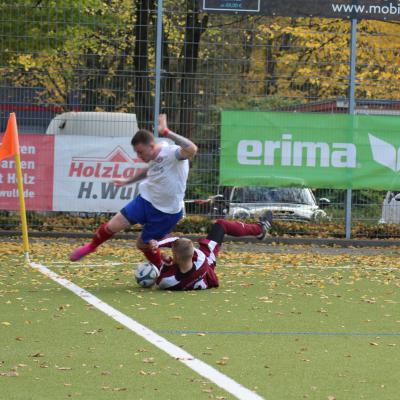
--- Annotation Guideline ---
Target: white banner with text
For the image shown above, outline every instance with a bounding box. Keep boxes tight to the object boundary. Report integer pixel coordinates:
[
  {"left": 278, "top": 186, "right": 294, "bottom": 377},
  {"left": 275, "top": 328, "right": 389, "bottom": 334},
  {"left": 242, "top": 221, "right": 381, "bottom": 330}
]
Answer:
[{"left": 53, "top": 136, "right": 148, "bottom": 212}]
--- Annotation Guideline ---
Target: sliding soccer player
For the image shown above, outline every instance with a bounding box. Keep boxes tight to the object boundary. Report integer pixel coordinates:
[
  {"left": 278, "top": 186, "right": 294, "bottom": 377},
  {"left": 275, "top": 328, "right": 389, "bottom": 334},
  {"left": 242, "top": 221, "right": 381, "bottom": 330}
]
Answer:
[{"left": 151, "top": 212, "right": 273, "bottom": 290}]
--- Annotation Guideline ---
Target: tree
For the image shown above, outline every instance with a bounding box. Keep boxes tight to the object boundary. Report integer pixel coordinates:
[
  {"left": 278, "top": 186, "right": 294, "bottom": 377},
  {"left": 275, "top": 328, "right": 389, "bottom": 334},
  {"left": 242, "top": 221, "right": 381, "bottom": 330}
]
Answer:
[
  {"left": 2, "top": 2, "right": 400, "bottom": 126},
  {"left": 177, "top": 0, "right": 208, "bottom": 138},
  {"left": 134, "top": 0, "right": 155, "bottom": 130}
]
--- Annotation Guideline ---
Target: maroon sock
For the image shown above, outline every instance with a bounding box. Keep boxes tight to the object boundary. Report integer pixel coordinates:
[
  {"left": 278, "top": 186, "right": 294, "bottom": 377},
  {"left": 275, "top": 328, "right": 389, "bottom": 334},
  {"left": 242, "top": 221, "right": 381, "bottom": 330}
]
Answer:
[
  {"left": 90, "top": 223, "right": 114, "bottom": 249},
  {"left": 216, "top": 219, "right": 262, "bottom": 237},
  {"left": 143, "top": 248, "right": 162, "bottom": 269}
]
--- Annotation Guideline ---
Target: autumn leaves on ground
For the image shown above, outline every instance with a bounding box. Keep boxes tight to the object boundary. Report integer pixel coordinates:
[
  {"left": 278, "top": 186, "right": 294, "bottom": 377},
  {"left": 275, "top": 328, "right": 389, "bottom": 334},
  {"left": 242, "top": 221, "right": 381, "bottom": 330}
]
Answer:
[{"left": 1, "top": 238, "right": 399, "bottom": 400}]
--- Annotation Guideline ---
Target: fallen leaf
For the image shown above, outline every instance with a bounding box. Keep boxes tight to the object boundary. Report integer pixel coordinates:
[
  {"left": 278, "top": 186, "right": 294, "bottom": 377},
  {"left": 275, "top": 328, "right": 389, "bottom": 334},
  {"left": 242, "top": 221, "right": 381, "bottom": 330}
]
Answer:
[
  {"left": 0, "top": 371, "right": 19, "bottom": 377},
  {"left": 30, "top": 353, "right": 44, "bottom": 358}
]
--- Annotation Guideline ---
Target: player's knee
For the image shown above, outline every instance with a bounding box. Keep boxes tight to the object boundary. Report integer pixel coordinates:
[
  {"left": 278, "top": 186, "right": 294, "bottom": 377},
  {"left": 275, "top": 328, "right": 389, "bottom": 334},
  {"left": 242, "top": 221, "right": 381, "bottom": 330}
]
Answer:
[
  {"left": 136, "top": 237, "right": 147, "bottom": 251},
  {"left": 207, "top": 222, "right": 225, "bottom": 244},
  {"left": 215, "top": 219, "right": 227, "bottom": 231}
]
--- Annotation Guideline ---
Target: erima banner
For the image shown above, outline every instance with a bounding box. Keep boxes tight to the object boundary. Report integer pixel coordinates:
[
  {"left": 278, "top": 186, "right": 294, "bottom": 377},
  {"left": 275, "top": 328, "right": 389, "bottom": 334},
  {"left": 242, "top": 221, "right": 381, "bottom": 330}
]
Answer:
[
  {"left": 53, "top": 136, "right": 147, "bottom": 212},
  {"left": 220, "top": 111, "right": 400, "bottom": 190},
  {"left": 201, "top": 0, "right": 400, "bottom": 21}
]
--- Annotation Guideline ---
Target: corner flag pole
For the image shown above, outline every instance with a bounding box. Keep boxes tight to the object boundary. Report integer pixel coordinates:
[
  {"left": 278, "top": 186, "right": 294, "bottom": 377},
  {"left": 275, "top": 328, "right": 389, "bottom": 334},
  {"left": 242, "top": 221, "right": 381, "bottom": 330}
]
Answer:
[
  {"left": 0, "top": 113, "right": 30, "bottom": 262},
  {"left": 15, "top": 156, "right": 30, "bottom": 263}
]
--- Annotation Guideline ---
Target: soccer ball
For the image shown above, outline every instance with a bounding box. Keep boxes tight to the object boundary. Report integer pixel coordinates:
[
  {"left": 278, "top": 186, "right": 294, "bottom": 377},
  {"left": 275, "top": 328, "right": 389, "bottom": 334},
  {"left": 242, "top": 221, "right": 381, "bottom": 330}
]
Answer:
[{"left": 134, "top": 262, "right": 160, "bottom": 288}]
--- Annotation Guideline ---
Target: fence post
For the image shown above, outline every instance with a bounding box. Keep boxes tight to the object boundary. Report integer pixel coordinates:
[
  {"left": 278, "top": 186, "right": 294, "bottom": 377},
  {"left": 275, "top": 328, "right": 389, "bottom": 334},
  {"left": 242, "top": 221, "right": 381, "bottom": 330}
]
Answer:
[
  {"left": 153, "top": 0, "right": 164, "bottom": 137},
  {"left": 345, "top": 18, "right": 357, "bottom": 239}
]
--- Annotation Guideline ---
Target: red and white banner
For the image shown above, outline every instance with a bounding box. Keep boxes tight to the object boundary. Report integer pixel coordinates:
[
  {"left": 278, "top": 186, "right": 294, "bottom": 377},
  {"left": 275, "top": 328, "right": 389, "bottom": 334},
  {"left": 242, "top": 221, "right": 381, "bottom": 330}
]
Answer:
[
  {"left": 53, "top": 136, "right": 147, "bottom": 212},
  {"left": 0, "top": 134, "right": 159, "bottom": 212},
  {"left": 0, "top": 134, "right": 54, "bottom": 211}
]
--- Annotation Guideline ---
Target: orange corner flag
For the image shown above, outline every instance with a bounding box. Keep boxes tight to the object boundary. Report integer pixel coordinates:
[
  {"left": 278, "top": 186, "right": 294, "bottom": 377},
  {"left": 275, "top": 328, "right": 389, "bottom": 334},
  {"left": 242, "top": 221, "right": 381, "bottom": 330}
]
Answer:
[
  {"left": 0, "top": 113, "right": 20, "bottom": 161},
  {"left": 0, "top": 112, "right": 30, "bottom": 261}
]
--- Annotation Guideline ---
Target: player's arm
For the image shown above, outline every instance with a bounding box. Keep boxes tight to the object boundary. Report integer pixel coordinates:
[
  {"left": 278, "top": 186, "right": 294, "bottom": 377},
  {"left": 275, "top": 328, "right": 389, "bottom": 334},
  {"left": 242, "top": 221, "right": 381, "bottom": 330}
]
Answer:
[
  {"left": 148, "top": 239, "right": 176, "bottom": 270},
  {"left": 113, "top": 169, "right": 148, "bottom": 187},
  {"left": 158, "top": 114, "right": 198, "bottom": 160},
  {"left": 149, "top": 237, "right": 179, "bottom": 250}
]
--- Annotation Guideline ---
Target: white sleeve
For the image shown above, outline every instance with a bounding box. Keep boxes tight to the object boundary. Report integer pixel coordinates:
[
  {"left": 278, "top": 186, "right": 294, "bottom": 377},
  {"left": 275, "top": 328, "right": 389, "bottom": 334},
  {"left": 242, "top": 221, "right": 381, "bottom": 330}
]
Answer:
[{"left": 157, "top": 237, "right": 179, "bottom": 248}]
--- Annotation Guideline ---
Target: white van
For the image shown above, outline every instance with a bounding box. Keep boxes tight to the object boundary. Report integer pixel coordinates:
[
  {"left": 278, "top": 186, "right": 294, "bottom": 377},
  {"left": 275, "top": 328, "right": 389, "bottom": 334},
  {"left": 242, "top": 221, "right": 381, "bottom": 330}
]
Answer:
[{"left": 45, "top": 112, "right": 138, "bottom": 137}]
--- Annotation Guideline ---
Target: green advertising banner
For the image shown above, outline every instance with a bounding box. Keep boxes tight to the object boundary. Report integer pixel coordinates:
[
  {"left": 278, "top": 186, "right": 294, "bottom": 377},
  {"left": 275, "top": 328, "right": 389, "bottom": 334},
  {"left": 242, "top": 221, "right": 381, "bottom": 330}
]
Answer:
[{"left": 220, "top": 111, "right": 400, "bottom": 190}]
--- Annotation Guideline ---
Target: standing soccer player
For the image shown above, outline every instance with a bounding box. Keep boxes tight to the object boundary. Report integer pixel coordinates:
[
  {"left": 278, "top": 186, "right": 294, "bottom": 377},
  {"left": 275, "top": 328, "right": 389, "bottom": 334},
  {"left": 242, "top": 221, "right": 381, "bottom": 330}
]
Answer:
[
  {"left": 69, "top": 114, "right": 197, "bottom": 267},
  {"left": 151, "top": 212, "right": 273, "bottom": 291}
]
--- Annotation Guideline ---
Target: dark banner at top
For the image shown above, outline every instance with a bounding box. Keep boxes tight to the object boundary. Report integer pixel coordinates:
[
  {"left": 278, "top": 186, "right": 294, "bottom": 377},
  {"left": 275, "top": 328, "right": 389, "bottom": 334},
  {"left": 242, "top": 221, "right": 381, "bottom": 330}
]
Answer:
[{"left": 200, "top": 0, "right": 400, "bottom": 21}]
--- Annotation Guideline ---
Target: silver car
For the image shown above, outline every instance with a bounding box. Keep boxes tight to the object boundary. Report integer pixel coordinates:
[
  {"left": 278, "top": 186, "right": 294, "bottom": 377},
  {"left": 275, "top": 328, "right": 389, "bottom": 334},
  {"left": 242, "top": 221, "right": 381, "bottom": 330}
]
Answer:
[
  {"left": 223, "top": 187, "right": 329, "bottom": 221},
  {"left": 379, "top": 191, "right": 400, "bottom": 224}
]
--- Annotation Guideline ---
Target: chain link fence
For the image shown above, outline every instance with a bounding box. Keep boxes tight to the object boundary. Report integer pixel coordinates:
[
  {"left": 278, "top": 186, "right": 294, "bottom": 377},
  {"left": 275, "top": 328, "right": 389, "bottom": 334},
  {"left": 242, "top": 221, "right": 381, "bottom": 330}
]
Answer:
[{"left": 1, "top": 1, "right": 400, "bottom": 238}]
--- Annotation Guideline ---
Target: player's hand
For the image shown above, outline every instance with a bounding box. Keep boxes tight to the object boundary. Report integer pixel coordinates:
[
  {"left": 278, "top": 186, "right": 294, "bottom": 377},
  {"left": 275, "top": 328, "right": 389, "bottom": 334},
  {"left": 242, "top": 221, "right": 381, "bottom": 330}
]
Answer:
[
  {"left": 161, "top": 252, "right": 173, "bottom": 266},
  {"left": 148, "top": 239, "right": 159, "bottom": 252},
  {"left": 112, "top": 178, "right": 128, "bottom": 187},
  {"left": 158, "top": 113, "right": 169, "bottom": 137}
]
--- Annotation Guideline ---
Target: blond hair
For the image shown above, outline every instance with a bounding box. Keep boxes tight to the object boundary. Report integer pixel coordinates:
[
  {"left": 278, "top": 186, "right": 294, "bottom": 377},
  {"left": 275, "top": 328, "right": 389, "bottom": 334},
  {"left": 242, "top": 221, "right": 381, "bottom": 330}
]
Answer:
[{"left": 172, "top": 238, "right": 194, "bottom": 261}]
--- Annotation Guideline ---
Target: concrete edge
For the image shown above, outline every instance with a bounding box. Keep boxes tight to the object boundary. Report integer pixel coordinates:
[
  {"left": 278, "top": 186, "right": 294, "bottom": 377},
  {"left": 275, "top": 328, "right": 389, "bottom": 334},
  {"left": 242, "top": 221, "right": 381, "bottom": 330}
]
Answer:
[{"left": 1, "top": 230, "right": 399, "bottom": 247}]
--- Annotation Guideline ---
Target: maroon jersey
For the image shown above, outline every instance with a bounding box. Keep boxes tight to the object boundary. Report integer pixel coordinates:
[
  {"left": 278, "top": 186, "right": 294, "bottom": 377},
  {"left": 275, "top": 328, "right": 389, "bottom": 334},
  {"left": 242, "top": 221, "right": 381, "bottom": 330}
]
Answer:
[{"left": 155, "top": 237, "right": 220, "bottom": 290}]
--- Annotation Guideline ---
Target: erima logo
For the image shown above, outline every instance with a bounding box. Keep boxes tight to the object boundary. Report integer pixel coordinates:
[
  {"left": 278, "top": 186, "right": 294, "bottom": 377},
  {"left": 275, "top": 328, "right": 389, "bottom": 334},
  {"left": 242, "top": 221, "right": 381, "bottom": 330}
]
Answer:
[
  {"left": 238, "top": 134, "right": 356, "bottom": 168},
  {"left": 368, "top": 133, "right": 400, "bottom": 172}
]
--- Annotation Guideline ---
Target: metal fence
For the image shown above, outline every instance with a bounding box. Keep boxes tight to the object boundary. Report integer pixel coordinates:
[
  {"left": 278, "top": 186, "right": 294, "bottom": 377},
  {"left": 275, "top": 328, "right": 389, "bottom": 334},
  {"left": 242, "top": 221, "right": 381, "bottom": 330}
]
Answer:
[{"left": 1, "top": 1, "right": 400, "bottom": 238}]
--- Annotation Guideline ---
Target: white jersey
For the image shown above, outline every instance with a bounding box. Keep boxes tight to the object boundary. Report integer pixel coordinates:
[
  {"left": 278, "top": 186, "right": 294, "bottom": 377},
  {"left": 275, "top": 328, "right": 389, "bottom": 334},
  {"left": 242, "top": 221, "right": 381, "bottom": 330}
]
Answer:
[{"left": 139, "top": 142, "right": 189, "bottom": 214}]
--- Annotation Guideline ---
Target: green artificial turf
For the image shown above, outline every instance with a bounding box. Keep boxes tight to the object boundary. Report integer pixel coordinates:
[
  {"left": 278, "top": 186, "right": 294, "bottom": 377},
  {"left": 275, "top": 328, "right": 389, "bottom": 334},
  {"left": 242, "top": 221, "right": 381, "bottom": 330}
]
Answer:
[
  {"left": 0, "top": 258, "right": 230, "bottom": 400},
  {"left": 1, "top": 248, "right": 399, "bottom": 400}
]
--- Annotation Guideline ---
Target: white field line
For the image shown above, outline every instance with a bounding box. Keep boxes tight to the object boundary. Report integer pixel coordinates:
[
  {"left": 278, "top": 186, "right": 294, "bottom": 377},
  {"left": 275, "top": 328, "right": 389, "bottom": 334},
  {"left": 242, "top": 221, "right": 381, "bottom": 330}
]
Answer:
[
  {"left": 48, "top": 261, "right": 125, "bottom": 268},
  {"left": 30, "top": 262, "right": 264, "bottom": 400},
  {"left": 48, "top": 261, "right": 400, "bottom": 272},
  {"left": 287, "top": 265, "right": 399, "bottom": 271},
  {"left": 218, "top": 263, "right": 400, "bottom": 271}
]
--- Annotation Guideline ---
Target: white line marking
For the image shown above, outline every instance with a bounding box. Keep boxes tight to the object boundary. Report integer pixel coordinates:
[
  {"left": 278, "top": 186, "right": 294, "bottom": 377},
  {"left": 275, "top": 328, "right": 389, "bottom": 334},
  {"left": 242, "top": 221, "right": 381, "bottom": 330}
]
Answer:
[
  {"left": 49, "top": 262, "right": 125, "bottom": 267},
  {"left": 219, "top": 263, "right": 400, "bottom": 271},
  {"left": 48, "top": 264, "right": 126, "bottom": 269},
  {"left": 30, "top": 262, "right": 264, "bottom": 400},
  {"left": 289, "top": 265, "right": 399, "bottom": 271}
]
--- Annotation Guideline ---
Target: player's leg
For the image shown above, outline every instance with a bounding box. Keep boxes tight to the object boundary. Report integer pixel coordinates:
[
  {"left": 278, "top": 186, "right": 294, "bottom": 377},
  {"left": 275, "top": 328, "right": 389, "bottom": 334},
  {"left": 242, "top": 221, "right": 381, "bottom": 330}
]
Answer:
[
  {"left": 214, "top": 211, "right": 272, "bottom": 240},
  {"left": 136, "top": 236, "right": 163, "bottom": 268},
  {"left": 201, "top": 216, "right": 269, "bottom": 271},
  {"left": 200, "top": 215, "right": 272, "bottom": 255},
  {"left": 69, "top": 196, "right": 146, "bottom": 262},
  {"left": 257, "top": 211, "right": 273, "bottom": 240},
  {"left": 69, "top": 213, "right": 129, "bottom": 262},
  {"left": 139, "top": 201, "right": 183, "bottom": 268},
  {"left": 206, "top": 221, "right": 226, "bottom": 245}
]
